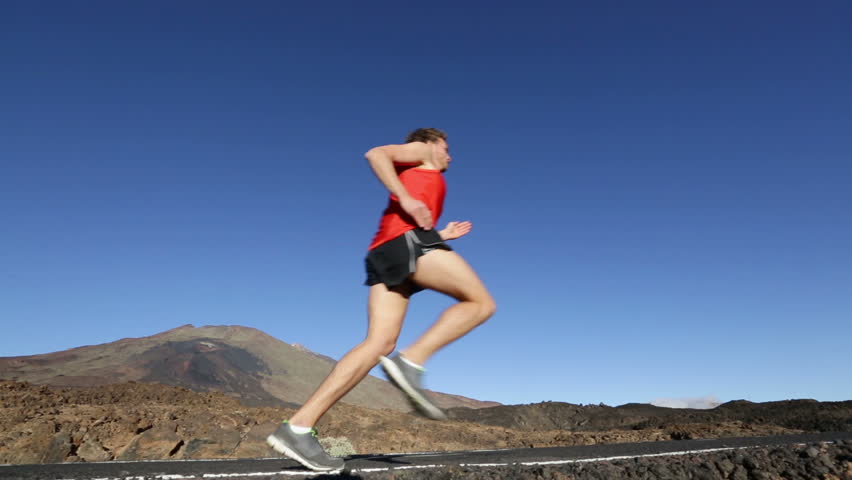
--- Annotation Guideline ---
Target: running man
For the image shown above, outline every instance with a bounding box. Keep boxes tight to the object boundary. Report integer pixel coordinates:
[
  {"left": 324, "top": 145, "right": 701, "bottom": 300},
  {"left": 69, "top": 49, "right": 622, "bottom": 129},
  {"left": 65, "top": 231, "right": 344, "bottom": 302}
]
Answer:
[{"left": 266, "top": 128, "right": 496, "bottom": 471}]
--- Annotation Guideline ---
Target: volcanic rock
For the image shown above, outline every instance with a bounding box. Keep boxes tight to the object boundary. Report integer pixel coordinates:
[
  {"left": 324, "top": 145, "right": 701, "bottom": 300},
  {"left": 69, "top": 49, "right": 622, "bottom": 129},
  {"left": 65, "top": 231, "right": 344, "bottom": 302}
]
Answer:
[{"left": 1, "top": 380, "right": 840, "bottom": 464}]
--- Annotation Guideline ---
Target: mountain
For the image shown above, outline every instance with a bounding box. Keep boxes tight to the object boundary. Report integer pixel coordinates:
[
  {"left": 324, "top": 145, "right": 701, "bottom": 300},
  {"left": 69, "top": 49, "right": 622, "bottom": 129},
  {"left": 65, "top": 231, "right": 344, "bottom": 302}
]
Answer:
[{"left": 0, "top": 324, "right": 499, "bottom": 412}]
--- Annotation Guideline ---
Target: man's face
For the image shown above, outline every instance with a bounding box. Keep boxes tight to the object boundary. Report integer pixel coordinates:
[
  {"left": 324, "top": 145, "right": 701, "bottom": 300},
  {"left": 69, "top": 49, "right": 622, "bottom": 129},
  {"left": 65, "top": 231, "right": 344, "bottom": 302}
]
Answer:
[{"left": 431, "top": 139, "right": 451, "bottom": 172}]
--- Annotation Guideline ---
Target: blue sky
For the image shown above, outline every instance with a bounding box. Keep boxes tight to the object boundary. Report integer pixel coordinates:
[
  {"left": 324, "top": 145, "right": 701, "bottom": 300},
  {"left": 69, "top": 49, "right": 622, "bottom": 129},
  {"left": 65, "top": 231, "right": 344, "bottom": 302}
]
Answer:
[{"left": 2, "top": 1, "right": 850, "bottom": 408}]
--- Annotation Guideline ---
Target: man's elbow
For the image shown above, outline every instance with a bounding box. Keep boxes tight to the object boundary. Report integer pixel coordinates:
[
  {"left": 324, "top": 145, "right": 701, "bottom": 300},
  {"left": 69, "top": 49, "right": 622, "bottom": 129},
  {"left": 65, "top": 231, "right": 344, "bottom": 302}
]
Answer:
[
  {"left": 366, "top": 147, "right": 395, "bottom": 167},
  {"left": 364, "top": 147, "right": 382, "bottom": 162}
]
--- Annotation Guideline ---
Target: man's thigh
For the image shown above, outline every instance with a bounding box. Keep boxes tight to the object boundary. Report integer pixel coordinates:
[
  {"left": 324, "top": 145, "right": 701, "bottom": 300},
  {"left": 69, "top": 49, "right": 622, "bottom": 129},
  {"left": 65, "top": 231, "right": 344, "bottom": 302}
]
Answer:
[
  {"left": 410, "top": 250, "right": 491, "bottom": 302},
  {"left": 366, "top": 283, "right": 410, "bottom": 339}
]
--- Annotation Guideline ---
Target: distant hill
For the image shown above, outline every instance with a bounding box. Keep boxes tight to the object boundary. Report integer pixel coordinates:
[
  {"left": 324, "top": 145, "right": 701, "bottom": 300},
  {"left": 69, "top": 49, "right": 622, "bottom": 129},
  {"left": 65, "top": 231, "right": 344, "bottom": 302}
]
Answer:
[
  {"left": 0, "top": 324, "right": 499, "bottom": 412},
  {"left": 447, "top": 399, "right": 852, "bottom": 433}
]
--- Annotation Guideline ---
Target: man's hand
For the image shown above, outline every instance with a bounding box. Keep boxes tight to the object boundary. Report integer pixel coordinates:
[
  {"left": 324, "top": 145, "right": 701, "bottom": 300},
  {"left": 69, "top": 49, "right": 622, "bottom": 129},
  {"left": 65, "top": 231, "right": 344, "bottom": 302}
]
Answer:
[
  {"left": 439, "top": 221, "right": 472, "bottom": 241},
  {"left": 400, "top": 196, "right": 434, "bottom": 230}
]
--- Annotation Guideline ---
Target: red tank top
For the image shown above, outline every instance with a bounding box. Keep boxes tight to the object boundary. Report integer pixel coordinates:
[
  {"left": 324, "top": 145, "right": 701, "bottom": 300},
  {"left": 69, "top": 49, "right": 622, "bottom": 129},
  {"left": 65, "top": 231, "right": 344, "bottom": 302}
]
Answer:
[{"left": 368, "top": 167, "right": 446, "bottom": 250}]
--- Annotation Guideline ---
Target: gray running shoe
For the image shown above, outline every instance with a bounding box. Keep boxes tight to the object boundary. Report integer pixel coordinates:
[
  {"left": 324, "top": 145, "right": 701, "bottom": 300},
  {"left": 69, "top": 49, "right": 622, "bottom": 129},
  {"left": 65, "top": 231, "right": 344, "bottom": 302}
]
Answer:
[
  {"left": 266, "top": 422, "right": 345, "bottom": 472},
  {"left": 379, "top": 354, "right": 447, "bottom": 420}
]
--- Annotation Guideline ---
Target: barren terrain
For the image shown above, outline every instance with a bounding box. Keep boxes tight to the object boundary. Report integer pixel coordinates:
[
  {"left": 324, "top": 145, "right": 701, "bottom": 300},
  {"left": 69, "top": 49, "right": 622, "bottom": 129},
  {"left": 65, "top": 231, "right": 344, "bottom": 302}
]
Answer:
[{"left": 3, "top": 380, "right": 849, "bottom": 465}]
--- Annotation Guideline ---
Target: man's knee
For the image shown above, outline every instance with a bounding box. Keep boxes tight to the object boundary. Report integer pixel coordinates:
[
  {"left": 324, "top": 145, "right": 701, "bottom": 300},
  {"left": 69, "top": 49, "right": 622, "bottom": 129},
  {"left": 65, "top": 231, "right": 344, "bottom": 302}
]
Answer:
[
  {"left": 364, "top": 337, "right": 397, "bottom": 357},
  {"left": 476, "top": 295, "right": 497, "bottom": 323}
]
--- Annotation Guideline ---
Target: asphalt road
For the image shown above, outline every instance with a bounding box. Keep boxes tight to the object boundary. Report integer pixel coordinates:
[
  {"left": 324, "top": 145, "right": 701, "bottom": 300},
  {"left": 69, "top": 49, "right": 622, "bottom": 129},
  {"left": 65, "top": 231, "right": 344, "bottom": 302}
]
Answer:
[{"left": 1, "top": 432, "right": 850, "bottom": 480}]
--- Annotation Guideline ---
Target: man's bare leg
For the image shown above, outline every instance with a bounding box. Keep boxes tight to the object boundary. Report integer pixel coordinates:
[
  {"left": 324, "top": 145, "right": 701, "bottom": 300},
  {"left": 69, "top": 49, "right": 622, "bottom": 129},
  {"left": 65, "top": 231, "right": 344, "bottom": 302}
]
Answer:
[
  {"left": 401, "top": 250, "right": 496, "bottom": 366},
  {"left": 288, "top": 283, "right": 410, "bottom": 427}
]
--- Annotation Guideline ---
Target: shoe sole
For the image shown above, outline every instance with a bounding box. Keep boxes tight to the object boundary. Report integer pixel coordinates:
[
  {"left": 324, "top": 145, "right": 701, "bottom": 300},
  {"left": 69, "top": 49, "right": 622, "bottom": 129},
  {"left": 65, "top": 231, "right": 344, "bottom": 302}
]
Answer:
[
  {"left": 266, "top": 434, "right": 343, "bottom": 473},
  {"left": 379, "top": 356, "right": 447, "bottom": 420}
]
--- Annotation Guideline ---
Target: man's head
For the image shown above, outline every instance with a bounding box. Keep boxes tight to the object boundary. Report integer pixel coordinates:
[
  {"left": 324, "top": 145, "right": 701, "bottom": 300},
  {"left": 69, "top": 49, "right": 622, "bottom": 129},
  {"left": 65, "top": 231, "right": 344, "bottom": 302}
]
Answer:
[
  {"left": 405, "top": 127, "right": 447, "bottom": 144},
  {"left": 406, "top": 127, "right": 450, "bottom": 171}
]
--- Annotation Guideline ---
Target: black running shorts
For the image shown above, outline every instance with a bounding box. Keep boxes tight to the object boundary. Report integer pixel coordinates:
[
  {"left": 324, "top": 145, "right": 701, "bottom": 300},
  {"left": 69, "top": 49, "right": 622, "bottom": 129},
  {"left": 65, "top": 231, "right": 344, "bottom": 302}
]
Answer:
[{"left": 364, "top": 228, "right": 452, "bottom": 293}]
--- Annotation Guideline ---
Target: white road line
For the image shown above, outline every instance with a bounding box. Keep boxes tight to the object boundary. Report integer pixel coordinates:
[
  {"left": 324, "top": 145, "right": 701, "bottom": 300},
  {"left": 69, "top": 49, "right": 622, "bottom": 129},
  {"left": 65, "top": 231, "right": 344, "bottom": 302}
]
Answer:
[
  {"left": 516, "top": 446, "right": 739, "bottom": 466},
  {"left": 349, "top": 445, "right": 751, "bottom": 473},
  {"left": 354, "top": 464, "right": 444, "bottom": 473},
  {"left": 202, "top": 472, "right": 329, "bottom": 478},
  {"left": 61, "top": 472, "right": 328, "bottom": 480}
]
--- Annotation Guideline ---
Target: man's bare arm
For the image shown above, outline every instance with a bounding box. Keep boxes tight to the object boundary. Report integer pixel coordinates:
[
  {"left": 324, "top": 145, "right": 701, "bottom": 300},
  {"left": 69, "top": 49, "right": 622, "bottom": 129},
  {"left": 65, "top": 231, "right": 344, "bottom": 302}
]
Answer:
[{"left": 364, "top": 142, "right": 434, "bottom": 229}]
